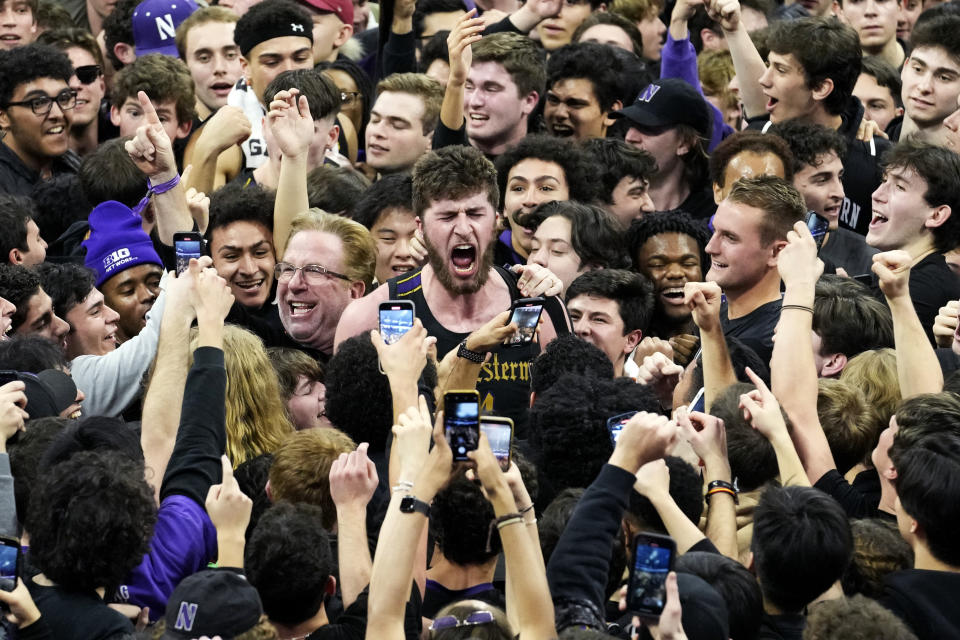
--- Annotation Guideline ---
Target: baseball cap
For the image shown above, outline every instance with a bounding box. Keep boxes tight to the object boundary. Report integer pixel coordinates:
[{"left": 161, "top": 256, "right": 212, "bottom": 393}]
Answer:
[
  {"left": 295, "top": 0, "right": 353, "bottom": 25},
  {"left": 163, "top": 569, "right": 263, "bottom": 639},
  {"left": 132, "top": 0, "right": 199, "bottom": 57},
  {"left": 613, "top": 78, "right": 713, "bottom": 140},
  {"left": 21, "top": 370, "right": 78, "bottom": 419}
]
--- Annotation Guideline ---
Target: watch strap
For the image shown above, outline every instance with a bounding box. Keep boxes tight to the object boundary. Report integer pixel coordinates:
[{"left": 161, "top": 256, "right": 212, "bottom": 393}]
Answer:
[{"left": 457, "top": 339, "right": 486, "bottom": 363}]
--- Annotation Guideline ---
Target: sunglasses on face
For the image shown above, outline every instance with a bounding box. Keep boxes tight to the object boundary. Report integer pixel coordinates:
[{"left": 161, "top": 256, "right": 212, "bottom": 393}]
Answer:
[{"left": 74, "top": 65, "right": 101, "bottom": 85}]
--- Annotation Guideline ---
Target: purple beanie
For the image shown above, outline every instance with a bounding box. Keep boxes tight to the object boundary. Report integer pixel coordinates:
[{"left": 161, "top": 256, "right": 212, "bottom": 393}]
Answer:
[{"left": 83, "top": 201, "right": 163, "bottom": 288}]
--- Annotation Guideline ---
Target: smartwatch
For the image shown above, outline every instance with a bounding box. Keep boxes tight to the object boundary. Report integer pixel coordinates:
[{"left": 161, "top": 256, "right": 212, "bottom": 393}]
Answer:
[
  {"left": 399, "top": 495, "right": 431, "bottom": 517},
  {"left": 456, "top": 339, "right": 486, "bottom": 363}
]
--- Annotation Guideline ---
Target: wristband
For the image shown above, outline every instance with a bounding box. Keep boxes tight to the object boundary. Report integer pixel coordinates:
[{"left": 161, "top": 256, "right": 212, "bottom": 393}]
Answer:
[
  {"left": 486, "top": 513, "right": 522, "bottom": 552},
  {"left": 392, "top": 480, "right": 414, "bottom": 493},
  {"left": 706, "top": 479, "right": 738, "bottom": 505},
  {"left": 131, "top": 173, "right": 181, "bottom": 216},
  {"left": 519, "top": 503, "right": 535, "bottom": 514}
]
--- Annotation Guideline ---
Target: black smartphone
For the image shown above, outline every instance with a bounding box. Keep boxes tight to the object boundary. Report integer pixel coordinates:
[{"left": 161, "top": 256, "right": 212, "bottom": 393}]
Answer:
[
  {"left": 0, "top": 537, "right": 19, "bottom": 592},
  {"left": 0, "top": 371, "right": 18, "bottom": 387},
  {"left": 805, "top": 211, "right": 830, "bottom": 251},
  {"left": 607, "top": 411, "right": 637, "bottom": 445},
  {"left": 480, "top": 416, "right": 513, "bottom": 470},
  {"left": 627, "top": 532, "right": 677, "bottom": 618},
  {"left": 444, "top": 390, "right": 480, "bottom": 462},
  {"left": 505, "top": 297, "right": 545, "bottom": 347},
  {"left": 378, "top": 301, "right": 415, "bottom": 345},
  {"left": 174, "top": 231, "right": 204, "bottom": 275}
]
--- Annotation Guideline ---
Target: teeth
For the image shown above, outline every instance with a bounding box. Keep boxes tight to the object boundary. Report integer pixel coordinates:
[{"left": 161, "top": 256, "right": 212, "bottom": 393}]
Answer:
[
  {"left": 69, "top": 410, "right": 82, "bottom": 419},
  {"left": 455, "top": 244, "right": 471, "bottom": 250},
  {"left": 290, "top": 302, "right": 315, "bottom": 316},
  {"left": 236, "top": 279, "right": 264, "bottom": 290},
  {"left": 48, "top": 126, "right": 64, "bottom": 134},
  {"left": 469, "top": 114, "right": 488, "bottom": 120}
]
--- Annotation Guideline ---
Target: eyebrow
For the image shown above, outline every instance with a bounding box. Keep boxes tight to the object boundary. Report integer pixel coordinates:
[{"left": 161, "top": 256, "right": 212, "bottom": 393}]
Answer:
[{"left": 219, "top": 240, "right": 269, "bottom": 252}]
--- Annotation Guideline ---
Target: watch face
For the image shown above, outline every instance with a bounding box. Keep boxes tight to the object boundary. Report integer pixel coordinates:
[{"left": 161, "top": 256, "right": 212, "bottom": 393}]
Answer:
[{"left": 400, "top": 496, "right": 415, "bottom": 512}]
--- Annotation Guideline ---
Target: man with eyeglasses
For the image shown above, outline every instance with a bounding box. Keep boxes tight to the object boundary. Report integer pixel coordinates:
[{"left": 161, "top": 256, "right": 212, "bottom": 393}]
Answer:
[
  {"left": 37, "top": 28, "right": 109, "bottom": 158},
  {"left": 0, "top": 43, "right": 80, "bottom": 196}
]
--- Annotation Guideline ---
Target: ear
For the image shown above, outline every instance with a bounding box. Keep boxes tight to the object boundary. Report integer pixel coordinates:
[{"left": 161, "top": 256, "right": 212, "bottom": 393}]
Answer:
[
  {"left": 0, "top": 108, "right": 9, "bottom": 129},
  {"left": 521, "top": 91, "right": 539, "bottom": 118},
  {"left": 335, "top": 22, "right": 354, "bottom": 48},
  {"left": 746, "top": 550, "right": 755, "bottom": 572},
  {"left": 603, "top": 99, "right": 623, "bottom": 128},
  {"left": 264, "top": 479, "right": 273, "bottom": 502},
  {"left": 350, "top": 280, "right": 365, "bottom": 299},
  {"left": 820, "top": 352, "right": 848, "bottom": 377},
  {"left": 240, "top": 56, "right": 251, "bottom": 85},
  {"left": 324, "top": 575, "right": 337, "bottom": 597},
  {"left": 623, "top": 328, "right": 643, "bottom": 355},
  {"left": 109, "top": 104, "right": 121, "bottom": 127},
  {"left": 811, "top": 77, "right": 835, "bottom": 105},
  {"left": 769, "top": 238, "right": 787, "bottom": 265},
  {"left": 114, "top": 42, "right": 136, "bottom": 66},
  {"left": 925, "top": 204, "right": 951, "bottom": 230},
  {"left": 416, "top": 215, "right": 423, "bottom": 233},
  {"left": 325, "top": 122, "right": 340, "bottom": 151},
  {"left": 174, "top": 118, "right": 192, "bottom": 140},
  {"left": 8, "top": 248, "right": 22, "bottom": 265},
  {"left": 425, "top": 130, "right": 434, "bottom": 151},
  {"left": 700, "top": 28, "right": 722, "bottom": 50},
  {"left": 712, "top": 181, "right": 724, "bottom": 205},
  {"left": 675, "top": 130, "right": 693, "bottom": 156}
]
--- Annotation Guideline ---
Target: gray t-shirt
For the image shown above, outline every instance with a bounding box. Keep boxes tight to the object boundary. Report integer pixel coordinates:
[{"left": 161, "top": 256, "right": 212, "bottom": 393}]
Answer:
[{"left": 820, "top": 227, "right": 878, "bottom": 277}]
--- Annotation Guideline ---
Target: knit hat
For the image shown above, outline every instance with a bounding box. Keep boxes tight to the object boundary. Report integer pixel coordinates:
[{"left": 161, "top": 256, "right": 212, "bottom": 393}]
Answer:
[
  {"left": 162, "top": 569, "right": 263, "bottom": 639},
  {"left": 613, "top": 78, "right": 713, "bottom": 140},
  {"left": 82, "top": 201, "right": 163, "bottom": 288},
  {"left": 132, "top": 0, "right": 199, "bottom": 57}
]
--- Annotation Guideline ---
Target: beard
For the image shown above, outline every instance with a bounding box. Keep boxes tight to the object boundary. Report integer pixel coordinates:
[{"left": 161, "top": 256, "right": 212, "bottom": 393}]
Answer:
[{"left": 422, "top": 230, "right": 496, "bottom": 295}]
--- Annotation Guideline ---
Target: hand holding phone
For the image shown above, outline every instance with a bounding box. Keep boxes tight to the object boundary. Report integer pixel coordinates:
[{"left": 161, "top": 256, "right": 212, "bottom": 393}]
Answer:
[
  {"left": 607, "top": 411, "right": 637, "bottom": 445},
  {"left": 378, "top": 301, "right": 416, "bottom": 345},
  {"left": 0, "top": 537, "right": 20, "bottom": 592},
  {"left": 444, "top": 390, "right": 480, "bottom": 462},
  {"left": 805, "top": 211, "right": 830, "bottom": 251},
  {"left": 626, "top": 532, "right": 676, "bottom": 618},
  {"left": 504, "top": 297, "right": 544, "bottom": 347},
  {"left": 480, "top": 416, "right": 513, "bottom": 470}
]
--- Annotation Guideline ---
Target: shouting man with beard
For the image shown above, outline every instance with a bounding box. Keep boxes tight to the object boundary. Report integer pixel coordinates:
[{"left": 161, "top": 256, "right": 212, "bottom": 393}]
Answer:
[{"left": 335, "top": 145, "right": 569, "bottom": 427}]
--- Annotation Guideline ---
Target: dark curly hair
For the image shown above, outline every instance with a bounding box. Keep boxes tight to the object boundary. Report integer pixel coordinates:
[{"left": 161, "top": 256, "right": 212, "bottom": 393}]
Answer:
[
  {"left": 351, "top": 173, "right": 413, "bottom": 230},
  {"left": 546, "top": 42, "right": 630, "bottom": 113},
  {"left": 768, "top": 119, "right": 846, "bottom": 175},
  {"left": 0, "top": 43, "right": 72, "bottom": 108},
  {"left": 40, "top": 416, "right": 145, "bottom": 469},
  {"left": 707, "top": 130, "right": 794, "bottom": 189},
  {"left": 0, "top": 335, "right": 67, "bottom": 373},
  {"left": 581, "top": 138, "right": 658, "bottom": 206},
  {"left": 245, "top": 502, "right": 334, "bottom": 626},
  {"left": 840, "top": 518, "right": 913, "bottom": 599},
  {"left": 0, "top": 264, "right": 41, "bottom": 332},
  {"left": 325, "top": 333, "right": 436, "bottom": 452},
  {"left": 34, "top": 262, "right": 97, "bottom": 322},
  {"left": 431, "top": 472, "right": 500, "bottom": 565},
  {"left": 529, "top": 374, "right": 659, "bottom": 495},
  {"left": 626, "top": 210, "right": 711, "bottom": 276},
  {"left": 207, "top": 182, "right": 276, "bottom": 240},
  {"left": 26, "top": 450, "right": 156, "bottom": 592},
  {"left": 625, "top": 456, "right": 703, "bottom": 533},
  {"left": 8, "top": 416, "right": 68, "bottom": 528},
  {"left": 518, "top": 201, "right": 631, "bottom": 272},
  {"left": 495, "top": 135, "right": 600, "bottom": 212},
  {"left": 530, "top": 333, "right": 613, "bottom": 396}
]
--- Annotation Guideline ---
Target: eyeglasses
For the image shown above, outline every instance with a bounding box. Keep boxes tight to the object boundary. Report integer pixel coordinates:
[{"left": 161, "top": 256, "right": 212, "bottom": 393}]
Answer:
[
  {"left": 274, "top": 262, "right": 351, "bottom": 284},
  {"left": 429, "top": 611, "right": 495, "bottom": 632},
  {"left": 340, "top": 91, "right": 361, "bottom": 105},
  {"left": 5, "top": 89, "right": 77, "bottom": 116},
  {"left": 74, "top": 65, "right": 102, "bottom": 85}
]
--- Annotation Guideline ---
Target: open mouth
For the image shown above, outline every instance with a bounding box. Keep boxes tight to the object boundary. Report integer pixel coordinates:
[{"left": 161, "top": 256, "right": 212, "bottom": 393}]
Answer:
[
  {"left": 0, "top": 35, "right": 20, "bottom": 42},
  {"left": 451, "top": 244, "right": 477, "bottom": 275},
  {"left": 289, "top": 301, "right": 316, "bottom": 316},
  {"left": 870, "top": 213, "right": 889, "bottom": 228},
  {"left": 711, "top": 260, "right": 728, "bottom": 271},
  {"left": 765, "top": 95, "right": 779, "bottom": 113},
  {"left": 468, "top": 113, "right": 489, "bottom": 122},
  {"left": 235, "top": 278, "right": 265, "bottom": 292},
  {"left": 550, "top": 123, "right": 574, "bottom": 137},
  {"left": 391, "top": 263, "right": 416, "bottom": 274},
  {"left": 46, "top": 125, "right": 65, "bottom": 135},
  {"left": 660, "top": 287, "right": 685, "bottom": 303}
]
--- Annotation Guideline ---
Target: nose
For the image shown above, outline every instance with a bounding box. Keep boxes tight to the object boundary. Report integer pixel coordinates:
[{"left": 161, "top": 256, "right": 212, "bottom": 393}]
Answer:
[
  {"left": 705, "top": 232, "right": 720, "bottom": 255},
  {"left": 521, "top": 187, "right": 539, "bottom": 209},
  {"left": 573, "top": 317, "right": 590, "bottom": 337},
  {"left": 138, "top": 283, "right": 158, "bottom": 305},
  {"left": 75, "top": 387, "right": 85, "bottom": 404},
  {"left": 664, "top": 261, "right": 685, "bottom": 281},
  {"left": 239, "top": 252, "right": 257, "bottom": 275},
  {"left": 394, "top": 237, "right": 413, "bottom": 260},
  {"left": 640, "top": 191, "right": 655, "bottom": 213},
  {"left": 106, "top": 305, "right": 120, "bottom": 325},
  {"left": 758, "top": 65, "right": 773, "bottom": 88},
  {"left": 625, "top": 127, "right": 644, "bottom": 148},
  {"left": 872, "top": 182, "right": 887, "bottom": 204},
  {"left": 529, "top": 248, "right": 547, "bottom": 268},
  {"left": 54, "top": 314, "right": 69, "bottom": 339}
]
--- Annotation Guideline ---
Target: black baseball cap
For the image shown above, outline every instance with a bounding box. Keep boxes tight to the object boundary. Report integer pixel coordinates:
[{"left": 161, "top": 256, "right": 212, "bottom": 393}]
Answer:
[
  {"left": 613, "top": 78, "right": 713, "bottom": 140},
  {"left": 163, "top": 569, "right": 263, "bottom": 639}
]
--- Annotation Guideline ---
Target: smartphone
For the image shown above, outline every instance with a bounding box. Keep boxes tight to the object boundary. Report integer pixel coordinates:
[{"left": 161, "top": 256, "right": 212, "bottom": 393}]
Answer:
[
  {"left": 480, "top": 416, "right": 513, "bottom": 470},
  {"left": 444, "top": 390, "right": 480, "bottom": 462},
  {"left": 607, "top": 411, "right": 637, "bottom": 445},
  {"left": 174, "top": 231, "right": 204, "bottom": 275},
  {"left": 805, "top": 211, "right": 830, "bottom": 251},
  {"left": 505, "top": 297, "right": 545, "bottom": 347},
  {"left": 688, "top": 387, "right": 706, "bottom": 413},
  {"left": 378, "top": 301, "right": 415, "bottom": 345},
  {"left": 626, "top": 532, "right": 677, "bottom": 617},
  {"left": 0, "top": 371, "right": 18, "bottom": 387},
  {"left": 0, "top": 537, "right": 19, "bottom": 592},
  {"left": 852, "top": 273, "right": 873, "bottom": 286}
]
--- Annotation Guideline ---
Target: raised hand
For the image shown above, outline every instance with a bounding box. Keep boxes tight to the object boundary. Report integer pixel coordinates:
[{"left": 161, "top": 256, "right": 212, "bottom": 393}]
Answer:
[
  {"left": 872, "top": 250, "right": 913, "bottom": 301},
  {"left": 636, "top": 352, "right": 684, "bottom": 408},
  {"left": 634, "top": 458, "right": 671, "bottom": 499},
  {"left": 205, "top": 455, "right": 253, "bottom": 538},
  {"left": 511, "top": 263, "right": 564, "bottom": 298},
  {"left": 778, "top": 220, "right": 824, "bottom": 288},
  {"left": 330, "top": 442, "right": 380, "bottom": 510},
  {"left": 197, "top": 105, "right": 252, "bottom": 154},
  {"left": 706, "top": 0, "right": 741, "bottom": 31},
  {"left": 676, "top": 406, "right": 728, "bottom": 468},
  {"left": 124, "top": 90, "right": 177, "bottom": 181},
  {"left": 0, "top": 380, "right": 27, "bottom": 447},
  {"left": 392, "top": 396, "right": 435, "bottom": 481},
  {"left": 371, "top": 318, "right": 436, "bottom": 381},
  {"left": 266, "top": 88, "right": 313, "bottom": 159},
  {"left": 933, "top": 300, "right": 959, "bottom": 348},
  {"left": 190, "top": 262, "right": 235, "bottom": 322},
  {"left": 683, "top": 281, "right": 723, "bottom": 333},
  {"left": 611, "top": 411, "right": 678, "bottom": 474},
  {"left": 669, "top": 334, "right": 700, "bottom": 367},
  {"left": 448, "top": 10, "right": 485, "bottom": 86},
  {"left": 738, "top": 367, "right": 788, "bottom": 442},
  {"left": 526, "top": 0, "right": 562, "bottom": 19}
]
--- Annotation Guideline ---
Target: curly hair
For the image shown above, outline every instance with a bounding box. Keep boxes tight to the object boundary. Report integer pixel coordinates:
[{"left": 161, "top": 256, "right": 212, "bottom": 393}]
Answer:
[
  {"left": 431, "top": 472, "right": 500, "bottom": 566},
  {"left": 0, "top": 264, "right": 41, "bottom": 332},
  {"left": 267, "top": 428, "right": 356, "bottom": 530},
  {"left": 102, "top": 0, "right": 141, "bottom": 70},
  {"left": 206, "top": 182, "right": 276, "bottom": 240},
  {"left": 626, "top": 210, "right": 711, "bottom": 276},
  {"left": 529, "top": 333, "right": 613, "bottom": 396},
  {"left": 111, "top": 53, "right": 196, "bottom": 126},
  {"left": 840, "top": 348, "right": 900, "bottom": 437},
  {"left": 519, "top": 201, "right": 630, "bottom": 272},
  {"left": 33, "top": 262, "right": 96, "bottom": 322},
  {"left": 769, "top": 119, "right": 847, "bottom": 175},
  {"left": 708, "top": 130, "right": 794, "bottom": 189},
  {"left": 26, "top": 450, "right": 156, "bottom": 592},
  {"left": 0, "top": 43, "right": 72, "bottom": 108},
  {"left": 245, "top": 502, "right": 334, "bottom": 626},
  {"left": 0, "top": 335, "right": 67, "bottom": 373},
  {"left": 840, "top": 519, "right": 913, "bottom": 599},
  {"left": 325, "top": 333, "right": 392, "bottom": 451},
  {"left": 190, "top": 325, "right": 293, "bottom": 466},
  {"left": 352, "top": 173, "right": 413, "bottom": 230},
  {"left": 495, "top": 135, "right": 600, "bottom": 211},
  {"left": 37, "top": 27, "right": 105, "bottom": 69},
  {"left": 529, "top": 374, "right": 659, "bottom": 494},
  {"left": 803, "top": 595, "right": 917, "bottom": 640},
  {"left": 581, "top": 138, "right": 658, "bottom": 206},
  {"left": 8, "top": 416, "right": 68, "bottom": 528}
]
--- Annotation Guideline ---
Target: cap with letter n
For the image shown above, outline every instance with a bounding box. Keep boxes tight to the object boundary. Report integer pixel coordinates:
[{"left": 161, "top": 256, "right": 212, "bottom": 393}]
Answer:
[
  {"left": 612, "top": 78, "right": 713, "bottom": 140},
  {"left": 162, "top": 569, "right": 264, "bottom": 639},
  {"left": 132, "top": 0, "right": 199, "bottom": 57}
]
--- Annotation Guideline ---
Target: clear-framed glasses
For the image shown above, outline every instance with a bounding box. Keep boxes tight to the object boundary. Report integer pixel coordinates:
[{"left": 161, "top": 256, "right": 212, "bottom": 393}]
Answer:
[
  {"left": 428, "top": 611, "right": 495, "bottom": 632},
  {"left": 274, "top": 262, "right": 351, "bottom": 284},
  {"left": 341, "top": 91, "right": 361, "bottom": 105},
  {"left": 5, "top": 89, "right": 77, "bottom": 116}
]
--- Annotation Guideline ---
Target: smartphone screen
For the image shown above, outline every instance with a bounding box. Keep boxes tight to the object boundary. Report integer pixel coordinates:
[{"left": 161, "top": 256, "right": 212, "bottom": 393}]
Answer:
[
  {"left": 505, "top": 298, "right": 544, "bottom": 347},
  {"left": 480, "top": 417, "right": 513, "bottom": 470},
  {"left": 688, "top": 387, "right": 706, "bottom": 413},
  {"left": 805, "top": 211, "right": 830, "bottom": 250},
  {"left": 174, "top": 233, "right": 203, "bottom": 275},
  {"left": 378, "top": 301, "right": 415, "bottom": 345},
  {"left": 444, "top": 391, "right": 479, "bottom": 462},
  {"left": 627, "top": 534, "right": 676, "bottom": 617},
  {"left": 0, "top": 540, "right": 18, "bottom": 592},
  {"left": 607, "top": 411, "right": 637, "bottom": 445}
]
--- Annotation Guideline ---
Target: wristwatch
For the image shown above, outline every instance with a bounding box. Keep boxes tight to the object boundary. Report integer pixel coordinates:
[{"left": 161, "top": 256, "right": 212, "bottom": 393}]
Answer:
[
  {"left": 456, "top": 339, "right": 486, "bottom": 363},
  {"left": 399, "top": 495, "right": 431, "bottom": 517}
]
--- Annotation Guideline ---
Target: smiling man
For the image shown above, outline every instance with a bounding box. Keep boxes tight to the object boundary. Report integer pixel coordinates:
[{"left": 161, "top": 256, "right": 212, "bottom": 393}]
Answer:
[
  {"left": 0, "top": 264, "right": 68, "bottom": 350},
  {"left": 0, "top": 43, "right": 80, "bottom": 196},
  {"left": 353, "top": 173, "right": 422, "bottom": 283}
]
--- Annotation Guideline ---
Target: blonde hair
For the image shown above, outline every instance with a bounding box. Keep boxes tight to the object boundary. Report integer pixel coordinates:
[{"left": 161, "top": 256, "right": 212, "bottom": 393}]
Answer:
[
  {"left": 840, "top": 348, "right": 901, "bottom": 437},
  {"left": 287, "top": 208, "right": 376, "bottom": 288},
  {"left": 189, "top": 325, "right": 294, "bottom": 466},
  {"left": 151, "top": 614, "right": 278, "bottom": 639},
  {"left": 610, "top": 0, "right": 664, "bottom": 23}
]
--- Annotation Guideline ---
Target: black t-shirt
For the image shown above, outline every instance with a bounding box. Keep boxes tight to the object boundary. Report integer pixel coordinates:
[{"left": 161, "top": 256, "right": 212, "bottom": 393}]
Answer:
[
  {"left": 868, "top": 251, "right": 960, "bottom": 343},
  {"left": 881, "top": 569, "right": 960, "bottom": 640},
  {"left": 758, "top": 612, "right": 805, "bottom": 640},
  {"left": 26, "top": 574, "right": 134, "bottom": 640},
  {"left": 421, "top": 580, "right": 505, "bottom": 619},
  {"left": 668, "top": 186, "right": 717, "bottom": 220},
  {"left": 719, "top": 297, "right": 782, "bottom": 365},
  {"left": 812, "top": 468, "right": 895, "bottom": 521}
]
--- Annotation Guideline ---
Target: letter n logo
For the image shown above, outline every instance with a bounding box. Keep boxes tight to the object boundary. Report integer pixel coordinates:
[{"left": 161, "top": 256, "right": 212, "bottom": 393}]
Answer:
[
  {"left": 155, "top": 14, "right": 175, "bottom": 40},
  {"left": 175, "top": 602, "right": 198, "bottom": 631},
  {"left": 638, "top": 84, "right": 661, "bottom": 103}
]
